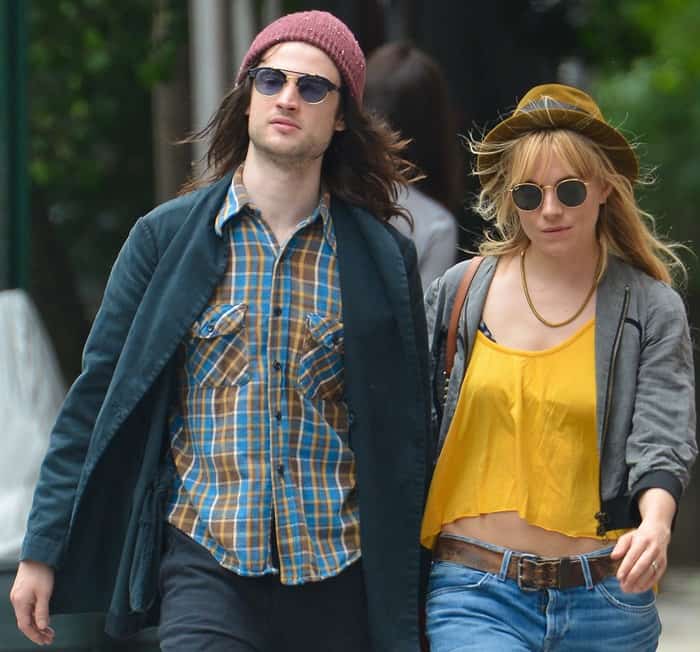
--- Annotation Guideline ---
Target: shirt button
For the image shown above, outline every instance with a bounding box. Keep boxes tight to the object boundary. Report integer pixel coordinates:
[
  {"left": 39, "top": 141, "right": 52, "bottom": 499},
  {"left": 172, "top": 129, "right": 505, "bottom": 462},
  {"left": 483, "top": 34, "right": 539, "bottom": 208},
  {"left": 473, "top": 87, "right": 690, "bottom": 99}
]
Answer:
[
  {"left": 203, "top": 323, "right": 215, "bottom": 334},
  {"left": 273, "top": 306, "right": 282, "bottom": 317},
  {"left": 273, "top": 360, "right": 282, "bottom": 371},
  {"left": 277, "top": 463, "right": 285, "bottom": 477},
  {"left": 275, "top": 411, "right": 282, "bottom": 421}
]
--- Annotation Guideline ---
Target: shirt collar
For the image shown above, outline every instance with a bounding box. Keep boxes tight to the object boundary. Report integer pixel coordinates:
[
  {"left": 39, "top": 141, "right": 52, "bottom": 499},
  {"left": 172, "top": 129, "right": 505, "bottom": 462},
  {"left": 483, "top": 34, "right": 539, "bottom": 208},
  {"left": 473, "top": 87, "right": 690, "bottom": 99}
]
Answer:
[
  {"left": 214, "top": 165, "right": 254, "bottom": 237},
  {"left": 214, "top": 165, "right": 336, "bottom": 253}
]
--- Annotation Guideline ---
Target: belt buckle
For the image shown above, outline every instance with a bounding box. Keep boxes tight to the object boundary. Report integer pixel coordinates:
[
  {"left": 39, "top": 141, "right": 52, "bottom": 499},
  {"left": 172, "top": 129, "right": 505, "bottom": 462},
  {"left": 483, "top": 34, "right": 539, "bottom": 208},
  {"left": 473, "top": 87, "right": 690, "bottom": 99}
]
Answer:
[
  {"left": 516, "top": 555, "right": 541, "bottom": 592},
  {"left": 517, "top": 556, "right": 565, "bottom": 591}
]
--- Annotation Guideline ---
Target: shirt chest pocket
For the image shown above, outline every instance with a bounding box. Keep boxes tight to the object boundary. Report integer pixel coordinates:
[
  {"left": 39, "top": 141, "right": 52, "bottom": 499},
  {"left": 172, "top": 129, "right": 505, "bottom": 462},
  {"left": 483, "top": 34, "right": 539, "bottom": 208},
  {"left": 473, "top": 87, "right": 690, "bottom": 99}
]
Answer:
[
  {"left": 297, "top": 313, "right": 344, "bottom": 401},
  {"left": 185, "top": 303, "right": 250, "bottom": 387}
]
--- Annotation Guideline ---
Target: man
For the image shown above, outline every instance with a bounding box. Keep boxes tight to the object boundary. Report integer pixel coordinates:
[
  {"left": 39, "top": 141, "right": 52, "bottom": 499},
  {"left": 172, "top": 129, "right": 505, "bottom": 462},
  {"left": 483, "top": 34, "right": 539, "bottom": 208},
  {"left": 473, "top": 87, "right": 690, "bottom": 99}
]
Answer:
[{"left": 10, "top": 10, "right": 432, "bottom": 652}]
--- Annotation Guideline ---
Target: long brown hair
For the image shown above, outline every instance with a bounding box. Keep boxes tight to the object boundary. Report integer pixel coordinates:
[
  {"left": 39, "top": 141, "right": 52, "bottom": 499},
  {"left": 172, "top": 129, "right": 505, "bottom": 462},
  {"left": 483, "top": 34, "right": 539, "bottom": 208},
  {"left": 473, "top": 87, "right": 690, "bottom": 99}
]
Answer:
[{"left": 180, "top": 77, "right": 416, "bottom": 223}]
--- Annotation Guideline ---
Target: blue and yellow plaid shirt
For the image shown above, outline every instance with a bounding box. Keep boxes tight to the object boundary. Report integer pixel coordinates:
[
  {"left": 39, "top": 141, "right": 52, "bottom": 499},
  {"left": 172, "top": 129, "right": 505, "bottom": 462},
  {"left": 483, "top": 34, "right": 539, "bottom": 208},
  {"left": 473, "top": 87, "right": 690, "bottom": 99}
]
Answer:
[{"left": 166, "top": 166, "right": 360, "bottom": 584}]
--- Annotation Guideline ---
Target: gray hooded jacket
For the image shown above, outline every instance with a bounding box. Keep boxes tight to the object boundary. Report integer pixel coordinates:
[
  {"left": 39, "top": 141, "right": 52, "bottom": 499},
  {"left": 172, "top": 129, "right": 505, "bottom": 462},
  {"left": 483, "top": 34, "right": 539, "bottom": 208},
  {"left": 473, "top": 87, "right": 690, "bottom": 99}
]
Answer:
[{"left": 425, "top": 254, "right": 697, "bottom": 534}]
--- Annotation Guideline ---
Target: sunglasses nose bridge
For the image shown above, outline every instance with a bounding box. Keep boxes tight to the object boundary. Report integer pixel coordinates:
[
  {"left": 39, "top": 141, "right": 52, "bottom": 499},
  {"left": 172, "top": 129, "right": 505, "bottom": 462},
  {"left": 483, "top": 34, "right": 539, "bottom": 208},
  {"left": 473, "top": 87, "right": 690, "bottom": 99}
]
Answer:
[
  {"left": 540, "top": 184, "right": 564, "bottom": 214},
  {"left": 274, "top": 74, "right": 302, "bottom": 105}
]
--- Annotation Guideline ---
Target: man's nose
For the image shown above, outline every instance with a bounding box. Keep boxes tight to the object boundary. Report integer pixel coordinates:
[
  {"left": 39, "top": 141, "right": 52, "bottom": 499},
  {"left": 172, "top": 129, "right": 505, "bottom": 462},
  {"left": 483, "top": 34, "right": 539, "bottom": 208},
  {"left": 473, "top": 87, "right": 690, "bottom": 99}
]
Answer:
[{"left": 275, "top": 80, "right": 300, "bottom": 109}]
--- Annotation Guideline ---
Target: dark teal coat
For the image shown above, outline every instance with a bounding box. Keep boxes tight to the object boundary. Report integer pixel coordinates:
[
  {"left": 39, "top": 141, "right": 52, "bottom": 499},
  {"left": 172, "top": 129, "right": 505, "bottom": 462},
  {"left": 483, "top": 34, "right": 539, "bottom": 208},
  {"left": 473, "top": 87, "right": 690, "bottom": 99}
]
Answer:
[{"left": 21, "top": 175, "right": 432, "bottom": 651}]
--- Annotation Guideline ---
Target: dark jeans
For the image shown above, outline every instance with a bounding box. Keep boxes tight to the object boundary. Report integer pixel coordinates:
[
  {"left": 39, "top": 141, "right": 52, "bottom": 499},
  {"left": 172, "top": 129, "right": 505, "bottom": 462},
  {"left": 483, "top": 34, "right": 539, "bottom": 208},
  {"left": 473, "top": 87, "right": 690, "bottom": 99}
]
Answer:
[{"left": 158, "top": 525, "right": 372, "bottom": 651}]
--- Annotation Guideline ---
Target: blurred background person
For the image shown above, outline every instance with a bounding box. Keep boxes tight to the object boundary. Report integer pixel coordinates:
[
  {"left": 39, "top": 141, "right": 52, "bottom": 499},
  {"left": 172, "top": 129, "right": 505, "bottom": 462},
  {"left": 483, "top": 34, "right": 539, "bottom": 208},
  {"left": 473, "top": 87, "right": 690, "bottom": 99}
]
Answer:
[
  {"left": 365, "top": 41, "right": 460, "bottom": 289},
  {"left": 0, "top": 290, "right": 65, "bottom": 567}
]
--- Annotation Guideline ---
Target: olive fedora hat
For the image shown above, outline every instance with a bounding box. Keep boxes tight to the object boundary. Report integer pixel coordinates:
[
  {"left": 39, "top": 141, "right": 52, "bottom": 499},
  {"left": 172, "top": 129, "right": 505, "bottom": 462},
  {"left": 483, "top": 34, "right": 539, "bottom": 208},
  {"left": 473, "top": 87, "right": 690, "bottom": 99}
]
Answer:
[{"left": 476, "top": 83, "right": 638, "bottom": 183}]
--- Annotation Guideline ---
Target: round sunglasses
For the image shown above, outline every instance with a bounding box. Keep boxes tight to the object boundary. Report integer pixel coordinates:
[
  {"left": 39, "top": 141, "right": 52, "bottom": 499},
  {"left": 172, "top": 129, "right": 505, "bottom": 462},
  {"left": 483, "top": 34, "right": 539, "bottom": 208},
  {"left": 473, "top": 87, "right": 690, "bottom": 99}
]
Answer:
[
  {"left": 510, "top": 178, "right": 589, "bottom": 211},
  {"left": 247, "top": 66, "right": 341, "bottom": 104}
]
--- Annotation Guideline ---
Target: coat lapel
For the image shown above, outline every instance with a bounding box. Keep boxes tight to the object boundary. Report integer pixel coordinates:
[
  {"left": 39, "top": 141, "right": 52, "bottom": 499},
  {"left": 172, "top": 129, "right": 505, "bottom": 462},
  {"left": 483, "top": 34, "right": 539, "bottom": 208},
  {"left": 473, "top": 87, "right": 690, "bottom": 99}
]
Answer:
[
  {"left": 332, "top": 198, "right": 409, "bottom": 332},
  {"left": 594, "top": 257, "right": 629, "bottom": 450}
]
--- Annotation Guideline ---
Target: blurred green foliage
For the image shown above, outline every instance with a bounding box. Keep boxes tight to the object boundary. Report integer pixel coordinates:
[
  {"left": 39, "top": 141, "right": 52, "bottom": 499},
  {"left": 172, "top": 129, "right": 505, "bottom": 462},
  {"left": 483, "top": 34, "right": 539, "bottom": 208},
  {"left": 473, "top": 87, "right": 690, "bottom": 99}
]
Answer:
[
  {"left": 28, "top": 0, "right": 187, "bottom": 306},
  {"left": 580, "top": 0, "right": 700, "bottom": 288}
]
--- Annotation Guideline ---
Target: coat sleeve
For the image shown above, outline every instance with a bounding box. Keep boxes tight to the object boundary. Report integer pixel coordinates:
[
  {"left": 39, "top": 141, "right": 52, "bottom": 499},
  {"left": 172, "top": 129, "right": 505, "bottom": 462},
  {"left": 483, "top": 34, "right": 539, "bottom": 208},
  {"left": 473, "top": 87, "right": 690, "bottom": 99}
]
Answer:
[
  {"left": 20, "top": 217, "right": 159, "bottom": 567},
  {"left": 627, "top": 284, "right": 697, "bottom": 507}
]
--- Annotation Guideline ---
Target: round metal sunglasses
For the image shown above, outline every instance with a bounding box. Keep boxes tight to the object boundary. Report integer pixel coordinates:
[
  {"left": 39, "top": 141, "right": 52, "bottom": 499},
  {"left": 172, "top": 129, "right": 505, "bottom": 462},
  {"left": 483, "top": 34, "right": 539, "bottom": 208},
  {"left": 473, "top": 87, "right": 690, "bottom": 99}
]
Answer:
[{"left": 510, "top": 178, "right": 589, "bottom": 211}]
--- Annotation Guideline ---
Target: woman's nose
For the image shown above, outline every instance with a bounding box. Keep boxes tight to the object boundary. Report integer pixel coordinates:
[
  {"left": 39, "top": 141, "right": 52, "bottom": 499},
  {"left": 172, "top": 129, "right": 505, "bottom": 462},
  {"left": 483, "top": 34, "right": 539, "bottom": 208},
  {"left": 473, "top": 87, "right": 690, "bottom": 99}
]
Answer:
[{"left": 540, "top": 186, "right": 563, "bottom": 216}]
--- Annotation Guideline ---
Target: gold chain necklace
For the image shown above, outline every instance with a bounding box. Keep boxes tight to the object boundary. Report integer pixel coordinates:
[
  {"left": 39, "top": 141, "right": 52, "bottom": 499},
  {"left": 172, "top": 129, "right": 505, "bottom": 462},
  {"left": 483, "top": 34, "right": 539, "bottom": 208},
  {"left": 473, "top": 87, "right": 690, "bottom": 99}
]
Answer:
[{"left": 519, "top": 248, "right": 601, "bottom": 328}]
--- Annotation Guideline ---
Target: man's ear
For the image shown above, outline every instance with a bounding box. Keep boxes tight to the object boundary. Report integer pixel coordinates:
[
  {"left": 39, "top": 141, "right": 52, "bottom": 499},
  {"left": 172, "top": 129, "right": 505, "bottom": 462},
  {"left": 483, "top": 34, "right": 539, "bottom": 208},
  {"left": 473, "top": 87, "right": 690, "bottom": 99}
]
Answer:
[{"left": 334, "top": 113, "right": 346, "bottom": 132}]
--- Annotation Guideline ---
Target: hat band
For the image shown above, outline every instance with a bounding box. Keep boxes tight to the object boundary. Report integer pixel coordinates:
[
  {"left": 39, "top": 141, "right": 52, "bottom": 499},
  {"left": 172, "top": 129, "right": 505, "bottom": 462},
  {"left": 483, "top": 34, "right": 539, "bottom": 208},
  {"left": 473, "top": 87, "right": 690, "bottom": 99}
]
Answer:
[{"left": 519, "top": 98, "right": 587, "bottom": 114}]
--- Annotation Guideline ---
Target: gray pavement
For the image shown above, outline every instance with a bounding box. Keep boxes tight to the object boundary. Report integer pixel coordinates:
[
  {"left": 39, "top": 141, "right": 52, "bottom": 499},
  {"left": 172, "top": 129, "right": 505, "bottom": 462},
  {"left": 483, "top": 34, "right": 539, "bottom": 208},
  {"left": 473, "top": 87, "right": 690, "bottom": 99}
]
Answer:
[{"left": 657, "top": 567, "right": 700, "bottom": 651}]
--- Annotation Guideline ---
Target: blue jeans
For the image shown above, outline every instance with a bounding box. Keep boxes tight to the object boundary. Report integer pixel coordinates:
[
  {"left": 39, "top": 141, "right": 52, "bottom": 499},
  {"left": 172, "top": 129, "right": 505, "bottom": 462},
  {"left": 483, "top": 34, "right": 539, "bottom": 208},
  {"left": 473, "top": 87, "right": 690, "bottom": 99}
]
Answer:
[{"left": 427, "top": 536, "right": 660, "bottom": 651}]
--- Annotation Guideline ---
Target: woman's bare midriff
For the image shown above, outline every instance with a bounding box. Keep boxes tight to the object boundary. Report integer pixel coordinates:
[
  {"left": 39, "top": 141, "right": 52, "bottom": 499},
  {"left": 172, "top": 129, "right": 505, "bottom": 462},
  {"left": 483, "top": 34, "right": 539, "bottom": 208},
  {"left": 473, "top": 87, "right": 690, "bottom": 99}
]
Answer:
[{"left": 442, "top": 512, "right": 614, "bottom": 557}]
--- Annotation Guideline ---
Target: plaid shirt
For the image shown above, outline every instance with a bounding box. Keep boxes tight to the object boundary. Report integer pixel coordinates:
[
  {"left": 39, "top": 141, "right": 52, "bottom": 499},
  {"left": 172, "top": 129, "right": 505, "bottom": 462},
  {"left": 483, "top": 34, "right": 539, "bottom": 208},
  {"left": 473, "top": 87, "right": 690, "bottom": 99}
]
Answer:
[{"left": 166, "top": 167, "right": 360, "bottom": 584}]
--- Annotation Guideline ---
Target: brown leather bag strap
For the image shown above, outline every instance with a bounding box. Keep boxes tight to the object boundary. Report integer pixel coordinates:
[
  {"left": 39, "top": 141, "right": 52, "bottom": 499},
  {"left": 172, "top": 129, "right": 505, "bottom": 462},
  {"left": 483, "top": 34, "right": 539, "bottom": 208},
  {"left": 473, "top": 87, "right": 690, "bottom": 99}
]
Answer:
[{"left": 445, "top": 256, "right": 484, "bottom": 377}]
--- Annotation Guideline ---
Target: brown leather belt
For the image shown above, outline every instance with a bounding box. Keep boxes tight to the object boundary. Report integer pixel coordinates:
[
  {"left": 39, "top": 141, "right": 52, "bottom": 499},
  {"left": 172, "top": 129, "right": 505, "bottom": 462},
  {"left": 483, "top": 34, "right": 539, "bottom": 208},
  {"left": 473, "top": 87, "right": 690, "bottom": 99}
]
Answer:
[{"left": 434, "top": 536, "right": 620, "bottom": 591}]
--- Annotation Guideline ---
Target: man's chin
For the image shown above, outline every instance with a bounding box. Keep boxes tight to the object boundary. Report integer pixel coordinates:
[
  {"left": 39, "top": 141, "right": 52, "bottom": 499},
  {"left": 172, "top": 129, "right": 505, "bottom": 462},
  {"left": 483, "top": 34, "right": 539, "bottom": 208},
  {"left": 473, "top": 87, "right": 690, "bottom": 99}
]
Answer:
[{"left": 253, "top": 141, "right": 327, "bottom": 167}]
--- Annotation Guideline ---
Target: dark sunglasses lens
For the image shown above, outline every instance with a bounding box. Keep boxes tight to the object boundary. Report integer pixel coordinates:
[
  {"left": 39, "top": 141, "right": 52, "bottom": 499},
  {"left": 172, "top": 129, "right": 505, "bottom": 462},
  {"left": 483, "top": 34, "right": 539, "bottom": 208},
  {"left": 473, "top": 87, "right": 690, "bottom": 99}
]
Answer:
[
  {"left": 297, "top": 77, "right": 329, "bottom": 103},
  {"left": 512, "top": 184, "right": 542, "bottom": 211},
  {"left": 254, "top": 69, "right": 285, "bottom": 95},
  {"left": 557, "top": 179, "right": 587, "bottom": 207}
]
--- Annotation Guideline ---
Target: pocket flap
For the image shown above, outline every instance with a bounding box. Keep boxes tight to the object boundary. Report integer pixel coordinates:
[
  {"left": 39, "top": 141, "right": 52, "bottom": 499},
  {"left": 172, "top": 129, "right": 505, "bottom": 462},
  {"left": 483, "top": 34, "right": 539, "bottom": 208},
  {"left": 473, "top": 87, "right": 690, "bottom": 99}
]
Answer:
[
  {"left": 193, "top": 303, "right": 247, "bottom": 339},
  {"left": 305, "top": 313, "right": 344, "bottom": 349}
]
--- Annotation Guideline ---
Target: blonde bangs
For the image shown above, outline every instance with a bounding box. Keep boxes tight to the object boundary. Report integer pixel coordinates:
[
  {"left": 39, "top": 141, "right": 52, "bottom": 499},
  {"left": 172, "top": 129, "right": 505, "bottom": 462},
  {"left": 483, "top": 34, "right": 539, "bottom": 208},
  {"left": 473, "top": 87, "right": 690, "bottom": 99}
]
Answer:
[{"left": 509, "top": 130, "right": 607, "bottom": 188}]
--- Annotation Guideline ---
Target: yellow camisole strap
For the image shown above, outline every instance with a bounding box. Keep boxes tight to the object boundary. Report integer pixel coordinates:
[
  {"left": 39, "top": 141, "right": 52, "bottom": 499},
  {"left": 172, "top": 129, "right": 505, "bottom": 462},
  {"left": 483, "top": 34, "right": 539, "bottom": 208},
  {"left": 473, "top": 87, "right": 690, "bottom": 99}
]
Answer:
[{"left": 421, "top": 319, "right": 627, "bottom": 549}]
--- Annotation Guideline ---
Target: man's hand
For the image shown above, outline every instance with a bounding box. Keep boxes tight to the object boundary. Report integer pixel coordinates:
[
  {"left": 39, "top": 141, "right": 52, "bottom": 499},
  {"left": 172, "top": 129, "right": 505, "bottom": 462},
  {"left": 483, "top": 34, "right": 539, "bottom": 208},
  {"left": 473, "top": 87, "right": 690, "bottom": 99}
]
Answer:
[{"left": 10, "top": 560, "right": 56, "bottom": 646}]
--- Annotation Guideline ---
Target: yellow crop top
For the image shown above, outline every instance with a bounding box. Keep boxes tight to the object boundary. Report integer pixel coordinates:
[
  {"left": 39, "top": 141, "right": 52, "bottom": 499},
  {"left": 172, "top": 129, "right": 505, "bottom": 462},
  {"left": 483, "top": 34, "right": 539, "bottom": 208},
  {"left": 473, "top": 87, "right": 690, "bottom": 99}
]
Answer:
[{"left": 421, "top": 319, "right": 627, "bottom": 549}]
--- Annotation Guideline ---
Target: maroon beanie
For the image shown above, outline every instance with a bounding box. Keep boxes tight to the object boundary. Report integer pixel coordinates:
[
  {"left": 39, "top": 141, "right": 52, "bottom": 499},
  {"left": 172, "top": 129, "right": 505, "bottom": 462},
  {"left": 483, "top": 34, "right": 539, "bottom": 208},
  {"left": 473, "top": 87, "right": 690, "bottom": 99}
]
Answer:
[{"left": 235, "top": 10, "right": 366, "bottom": 107}]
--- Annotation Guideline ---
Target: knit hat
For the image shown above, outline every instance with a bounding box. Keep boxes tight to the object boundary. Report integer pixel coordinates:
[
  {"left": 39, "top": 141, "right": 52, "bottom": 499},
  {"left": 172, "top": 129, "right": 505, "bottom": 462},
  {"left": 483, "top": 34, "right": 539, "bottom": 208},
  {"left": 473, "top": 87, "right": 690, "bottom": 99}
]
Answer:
[
  {"left": 477, "top": 83, "right": 639, "bottom": 183},
  {"left": 236, "top": 10, "right": 366, "bottom": 107}
]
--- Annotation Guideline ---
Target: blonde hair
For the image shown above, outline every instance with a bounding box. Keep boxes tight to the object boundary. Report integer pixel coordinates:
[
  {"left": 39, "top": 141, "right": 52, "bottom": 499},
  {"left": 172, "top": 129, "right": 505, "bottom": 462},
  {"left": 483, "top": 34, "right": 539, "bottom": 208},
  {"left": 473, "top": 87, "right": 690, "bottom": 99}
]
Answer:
[{"left": 470, "top": 129, "right": 686, "bottom": 286}]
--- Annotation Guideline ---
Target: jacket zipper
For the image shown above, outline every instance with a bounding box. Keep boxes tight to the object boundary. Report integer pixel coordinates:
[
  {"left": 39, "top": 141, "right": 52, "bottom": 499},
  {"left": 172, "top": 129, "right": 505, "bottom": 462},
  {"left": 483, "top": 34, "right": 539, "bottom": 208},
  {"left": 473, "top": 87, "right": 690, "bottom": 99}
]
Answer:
[{"left": 596, "top": 285, "right": 630, "bottom": 536}]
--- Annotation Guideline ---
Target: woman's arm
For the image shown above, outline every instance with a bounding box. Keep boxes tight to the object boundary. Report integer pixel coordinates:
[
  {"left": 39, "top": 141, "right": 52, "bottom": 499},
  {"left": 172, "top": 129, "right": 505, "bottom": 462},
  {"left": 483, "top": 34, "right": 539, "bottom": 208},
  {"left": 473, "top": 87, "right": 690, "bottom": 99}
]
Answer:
[{"left": 613, "top": 284, "right": 697, "bottom": 593}]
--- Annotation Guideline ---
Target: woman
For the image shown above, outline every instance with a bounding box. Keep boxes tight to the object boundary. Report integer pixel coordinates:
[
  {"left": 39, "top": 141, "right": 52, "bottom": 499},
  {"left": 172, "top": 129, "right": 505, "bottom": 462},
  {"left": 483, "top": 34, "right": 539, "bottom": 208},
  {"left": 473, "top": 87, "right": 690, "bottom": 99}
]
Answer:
[
  {"left": 421, "top": 83, "right": 697, "bottom": 651},
  {"left": 364, "top": 42, "right": 460, "bottom": 289}
]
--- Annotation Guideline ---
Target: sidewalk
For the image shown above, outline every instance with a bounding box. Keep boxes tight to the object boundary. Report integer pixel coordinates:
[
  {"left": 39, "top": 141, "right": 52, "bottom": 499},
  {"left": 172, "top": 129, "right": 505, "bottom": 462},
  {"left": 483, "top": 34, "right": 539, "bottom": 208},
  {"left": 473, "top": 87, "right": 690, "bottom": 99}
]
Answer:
[{"left": 657, "top": 567, "right": 700, "bottom": 651}]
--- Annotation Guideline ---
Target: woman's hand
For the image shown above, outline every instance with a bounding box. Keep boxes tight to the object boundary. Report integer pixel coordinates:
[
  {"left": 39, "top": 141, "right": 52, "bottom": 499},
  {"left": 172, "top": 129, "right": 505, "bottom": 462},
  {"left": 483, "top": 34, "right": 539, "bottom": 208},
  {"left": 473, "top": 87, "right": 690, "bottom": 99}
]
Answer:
[{"left": 611, "top": 487, "right": 675, "bottom": 593}]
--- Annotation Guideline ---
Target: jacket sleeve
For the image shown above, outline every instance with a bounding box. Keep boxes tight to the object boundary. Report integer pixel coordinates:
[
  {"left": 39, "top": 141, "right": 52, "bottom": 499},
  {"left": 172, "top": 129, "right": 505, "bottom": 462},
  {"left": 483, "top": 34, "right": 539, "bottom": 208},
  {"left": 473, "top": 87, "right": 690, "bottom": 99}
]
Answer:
[
  {"left": 20, "top": 217, "right": 159, "bottom": 567},
  {"left": 627, "top": 285, "right": 697, "bottom": 507}
]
